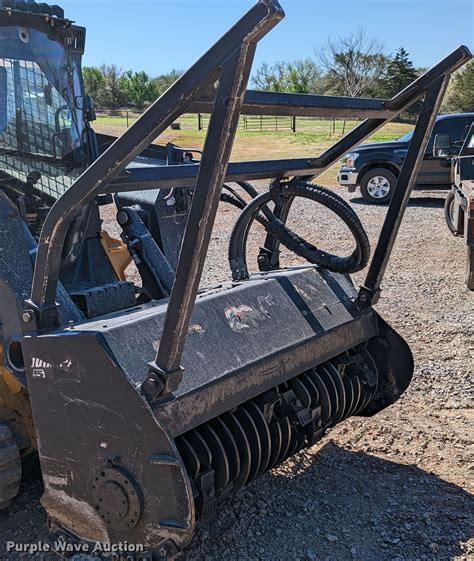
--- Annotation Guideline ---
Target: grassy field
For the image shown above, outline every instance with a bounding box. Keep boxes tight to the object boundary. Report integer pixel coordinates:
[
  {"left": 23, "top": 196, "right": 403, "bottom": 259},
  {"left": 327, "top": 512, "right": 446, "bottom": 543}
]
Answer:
[{"left": 95, "top": 115, "right": 412, "bottom": 185}]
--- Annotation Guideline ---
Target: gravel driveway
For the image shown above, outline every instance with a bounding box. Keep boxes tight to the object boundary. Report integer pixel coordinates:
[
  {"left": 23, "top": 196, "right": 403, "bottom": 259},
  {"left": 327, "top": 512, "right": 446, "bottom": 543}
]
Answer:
[{"left": 0, "top": 185, "right": 472, "bottom": 561}]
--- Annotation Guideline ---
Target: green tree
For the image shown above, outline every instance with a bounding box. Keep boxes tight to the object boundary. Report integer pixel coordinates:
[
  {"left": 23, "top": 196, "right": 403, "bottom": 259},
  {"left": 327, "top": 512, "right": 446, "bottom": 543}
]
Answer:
[
  {"left": 318, "top": 29, "right": 389, "bottom": 97},
  {"left": 252, "top": 59, "right": 322, "bottom": 93},
  {"left": 121, "top": 70, "right": 157, "bottom": 110},
  {"left": 380, "top": 47, "right": 418, "bottom": 99},
  {"left": 252, "top": 61, "right": 288, "bottom": 91},
  {"left": 82, "top": 67, "right": 105, "bottom": 103},
  {"left": 97, "top": 64, "right": 127, "bottom": 109},
  {"left": 154, "top": 69, "right": 183, "bottom": 97},
  {"left": 444, "top": 60, "right": 474, "bottom": 112},
  {"left": 285, "top": 59, "right": 322, "bottom": 93}
]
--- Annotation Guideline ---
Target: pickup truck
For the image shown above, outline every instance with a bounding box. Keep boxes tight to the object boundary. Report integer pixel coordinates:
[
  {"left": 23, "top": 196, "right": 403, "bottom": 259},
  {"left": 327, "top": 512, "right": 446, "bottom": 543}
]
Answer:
[{"left": 338, "top": 112, "right": 474, "bottom": 204}]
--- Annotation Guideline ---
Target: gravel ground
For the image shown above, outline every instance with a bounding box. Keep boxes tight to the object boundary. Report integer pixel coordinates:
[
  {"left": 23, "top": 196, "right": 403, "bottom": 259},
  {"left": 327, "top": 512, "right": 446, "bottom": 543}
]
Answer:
[{"left": 0, "top": 185, "right": 472, "bottom": 561}]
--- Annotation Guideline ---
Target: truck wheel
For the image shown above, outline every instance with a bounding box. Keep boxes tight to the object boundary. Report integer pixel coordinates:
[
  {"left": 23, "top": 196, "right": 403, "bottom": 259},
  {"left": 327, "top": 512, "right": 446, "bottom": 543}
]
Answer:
[
  {"left": 444, "top": 191, "right": 460, "bottom": 236},
  {"left": 0, "top": 422, "right": 22, "bottom": 510},
  {"left": 360, "top": 169, "right": 397, "bottom": 204},
  {"left": 466, "top": 246, "right": 474, "bottom": 291}
]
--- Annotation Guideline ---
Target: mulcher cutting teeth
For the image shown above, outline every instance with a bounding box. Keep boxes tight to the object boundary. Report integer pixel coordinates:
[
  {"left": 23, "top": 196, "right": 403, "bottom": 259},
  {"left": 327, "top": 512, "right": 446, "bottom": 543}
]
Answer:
[{"left": 177, "top": 347, "right": 378, "bottom": 520}]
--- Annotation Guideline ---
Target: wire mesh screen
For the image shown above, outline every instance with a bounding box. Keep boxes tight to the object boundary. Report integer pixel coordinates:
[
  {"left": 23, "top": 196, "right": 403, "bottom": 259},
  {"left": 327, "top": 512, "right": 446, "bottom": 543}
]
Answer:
[{"left": 0, "top": 56, "right": 84, "bottom": 200}]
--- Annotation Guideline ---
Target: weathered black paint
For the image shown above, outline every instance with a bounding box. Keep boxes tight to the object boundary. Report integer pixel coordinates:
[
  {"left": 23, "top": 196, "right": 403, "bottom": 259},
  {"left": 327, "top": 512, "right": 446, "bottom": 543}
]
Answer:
[
  {"left": 0, "top": 0, "right": 471, "bottom": 556},
  {"left": 22, "top": 265, "right": 414, "bottom": 552}
]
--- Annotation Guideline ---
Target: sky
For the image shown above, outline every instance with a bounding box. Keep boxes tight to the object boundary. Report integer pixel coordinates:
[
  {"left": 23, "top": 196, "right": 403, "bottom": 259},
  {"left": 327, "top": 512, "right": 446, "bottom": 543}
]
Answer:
[{"left": 59, "top": 0, "right": 473, "bottom": 77}]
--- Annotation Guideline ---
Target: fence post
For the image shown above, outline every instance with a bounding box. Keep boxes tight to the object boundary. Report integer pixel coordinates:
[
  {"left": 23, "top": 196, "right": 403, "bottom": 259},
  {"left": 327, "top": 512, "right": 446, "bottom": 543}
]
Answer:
[
  {"left": 198, "top": 113, "right": 202, "bottom": 131},
  {"left": 292, "top": 116, "right": 296, "bottom": 133}
]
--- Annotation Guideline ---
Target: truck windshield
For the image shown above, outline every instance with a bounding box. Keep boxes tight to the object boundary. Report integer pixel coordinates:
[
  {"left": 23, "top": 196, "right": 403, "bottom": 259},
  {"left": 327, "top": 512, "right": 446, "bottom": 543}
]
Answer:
[
  {"left": 468, "top": 131, "right": 474, "bottom": 149},
  {"left": 0, "top": 25, "right": 86, "bottom": 200},
  {"left": 397, "top": 130, "right": 414, "bottom": 142}
]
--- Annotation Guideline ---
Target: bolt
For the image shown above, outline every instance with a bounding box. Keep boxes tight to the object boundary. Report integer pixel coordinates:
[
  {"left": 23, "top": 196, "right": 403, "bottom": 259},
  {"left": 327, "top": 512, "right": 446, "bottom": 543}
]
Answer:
[
  {"left": 258, "top": 255, "right": 266, "bottom": 264},
  {"left": 22, "top": 310, "right": 34, "bottom": 323},
  {"left": 158, "top": 547, "right": 167, "bottom": 557},
  {"left": 359, "top": 293, "right": 368, "bottom": 303},
  {"left": 117, "top": 210, "right": 129, "bottom": 226},
  {"left": 144, "top": 376, "right": 164, "bottom": 398}
]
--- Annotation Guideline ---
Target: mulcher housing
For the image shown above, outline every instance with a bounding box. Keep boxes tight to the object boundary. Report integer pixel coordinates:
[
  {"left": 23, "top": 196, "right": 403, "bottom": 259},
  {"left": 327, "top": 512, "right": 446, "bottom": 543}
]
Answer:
[{"left": 0, "top": 0, "right": 471, "bottom": 557}]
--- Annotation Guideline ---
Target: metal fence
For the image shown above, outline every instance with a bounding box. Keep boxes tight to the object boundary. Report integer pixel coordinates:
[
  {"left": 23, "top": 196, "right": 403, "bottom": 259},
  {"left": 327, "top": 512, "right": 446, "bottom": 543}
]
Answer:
[
  {"left": 200, "top": 113, "right": 296, "bottom": 132},
  {"left": 95, "top": 110, "right": 359, "bottom": 136}
]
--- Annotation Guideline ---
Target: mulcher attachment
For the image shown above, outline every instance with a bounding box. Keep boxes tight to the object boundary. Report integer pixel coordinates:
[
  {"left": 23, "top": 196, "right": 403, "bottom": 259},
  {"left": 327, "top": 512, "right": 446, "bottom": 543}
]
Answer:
[
  {"left": 177, "top": 347, "right": 378, "bottom": 520},
  {"left": 21, "top": 301, "right": 413, "bottom": 554},
  {"left": 1, "top": 0, "right": 469, "bottom": 557}
]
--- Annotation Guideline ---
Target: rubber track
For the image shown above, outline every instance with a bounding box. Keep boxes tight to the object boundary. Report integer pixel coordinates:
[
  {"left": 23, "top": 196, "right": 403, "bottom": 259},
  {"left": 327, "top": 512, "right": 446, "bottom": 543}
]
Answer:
[{"left": 0, "top": 422, "right": 21, "bottom": 509}]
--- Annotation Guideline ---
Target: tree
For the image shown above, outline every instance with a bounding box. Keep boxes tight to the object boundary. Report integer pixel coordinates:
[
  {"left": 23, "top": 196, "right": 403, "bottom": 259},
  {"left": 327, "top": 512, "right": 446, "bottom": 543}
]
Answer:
[
  {"left": 120, "top": 70, "right": 157, "bottom": 110},
  {"left": 444, "top": 60, "right": 474, "bottom": 113},
  {"left": 380, "top": 47, "right": 418, "bottom": 99},
  {"left": 82, "top": 67, "right": 105, "bottom": 103},
  {"left": 154, "top": 69, "right": 183, "bottom": 97},
  {"left": 97, "top": 64, "right": 127, "bottom": 109},
  {"left": 285, "top": 59, "right": 322, "bottom": 93},
  {"left": 252, "top": 61, "right": 288, "bottom": 91},
  {"left": 318, "top": 29, "right": 389, "bottom": 97},
  {"left": 252, "top": 59, "right": 322, "bottom": 93}
]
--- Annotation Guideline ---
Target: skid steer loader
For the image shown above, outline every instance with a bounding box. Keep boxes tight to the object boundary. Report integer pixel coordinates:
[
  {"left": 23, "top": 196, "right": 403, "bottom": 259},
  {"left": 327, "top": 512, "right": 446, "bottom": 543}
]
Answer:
[{"left": 0, "top": 0, "right": 471, "bottom": 557}]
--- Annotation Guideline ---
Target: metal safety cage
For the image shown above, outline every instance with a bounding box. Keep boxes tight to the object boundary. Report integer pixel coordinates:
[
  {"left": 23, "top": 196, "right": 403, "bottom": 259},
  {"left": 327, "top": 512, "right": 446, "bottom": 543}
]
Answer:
[{"left": 25, "top": 0, "right": 471, "bottom": 392}]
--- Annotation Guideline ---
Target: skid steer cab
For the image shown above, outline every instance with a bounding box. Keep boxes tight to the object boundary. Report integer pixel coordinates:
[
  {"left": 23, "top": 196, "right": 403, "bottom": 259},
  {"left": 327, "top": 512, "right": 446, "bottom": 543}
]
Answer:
[
  {"left": 442, "top": 123, "right": 474, "bottom": 289},
  {"left": 0, "top": 0, "right": 471, "bottom": 557}
]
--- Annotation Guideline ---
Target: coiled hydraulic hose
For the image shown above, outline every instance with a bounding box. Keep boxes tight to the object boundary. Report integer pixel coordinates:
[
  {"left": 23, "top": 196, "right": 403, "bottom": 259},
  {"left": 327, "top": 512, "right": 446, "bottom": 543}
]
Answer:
[
  {"left": 221, "top": 181, "right": 261, "bottom": 211},
  {"left": 228, "top": 181, "right": 371, "bottom": 281}
]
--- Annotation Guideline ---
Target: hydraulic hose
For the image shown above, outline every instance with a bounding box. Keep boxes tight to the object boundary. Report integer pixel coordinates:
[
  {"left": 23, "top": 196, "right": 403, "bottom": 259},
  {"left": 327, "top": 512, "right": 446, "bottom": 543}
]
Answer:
[
  {"left": 228, "top": 181, "right": 371, "bottom": 281},
  {"left": 221, "top": 182, "right": 262, "bottom": 210}
]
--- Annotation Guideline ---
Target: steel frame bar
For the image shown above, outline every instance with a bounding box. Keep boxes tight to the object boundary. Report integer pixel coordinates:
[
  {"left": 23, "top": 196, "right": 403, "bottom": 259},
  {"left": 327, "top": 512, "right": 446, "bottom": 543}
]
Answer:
[
  {"left": 191, "top": 90, "right": 398, "bottom": 119},
  {"left": 105, "top": 45, "right": 470, "bottom": 194},
  {"left": 106, "top": 46, "right": 469, "bottom": 282},
  {"left": 236, "top": 47, "right": 471, "bottom": 272},
  {"left": 152, "top": 43, "right": 258, "bottom": 378},
  {"left": 25, "top": 0, "right": 470, "bottom": 348},
  {"left": 28, "top": 0, "right": 284, "bottom": 326},
  {"left": 104, "top": 47, "right": 470, "bottom": 196},
  {"left": 258, "top": 192, "right": 294, "bottom": 271},
  {"left": 360, "top": 76, "right": 449, "bottom": 303}
]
